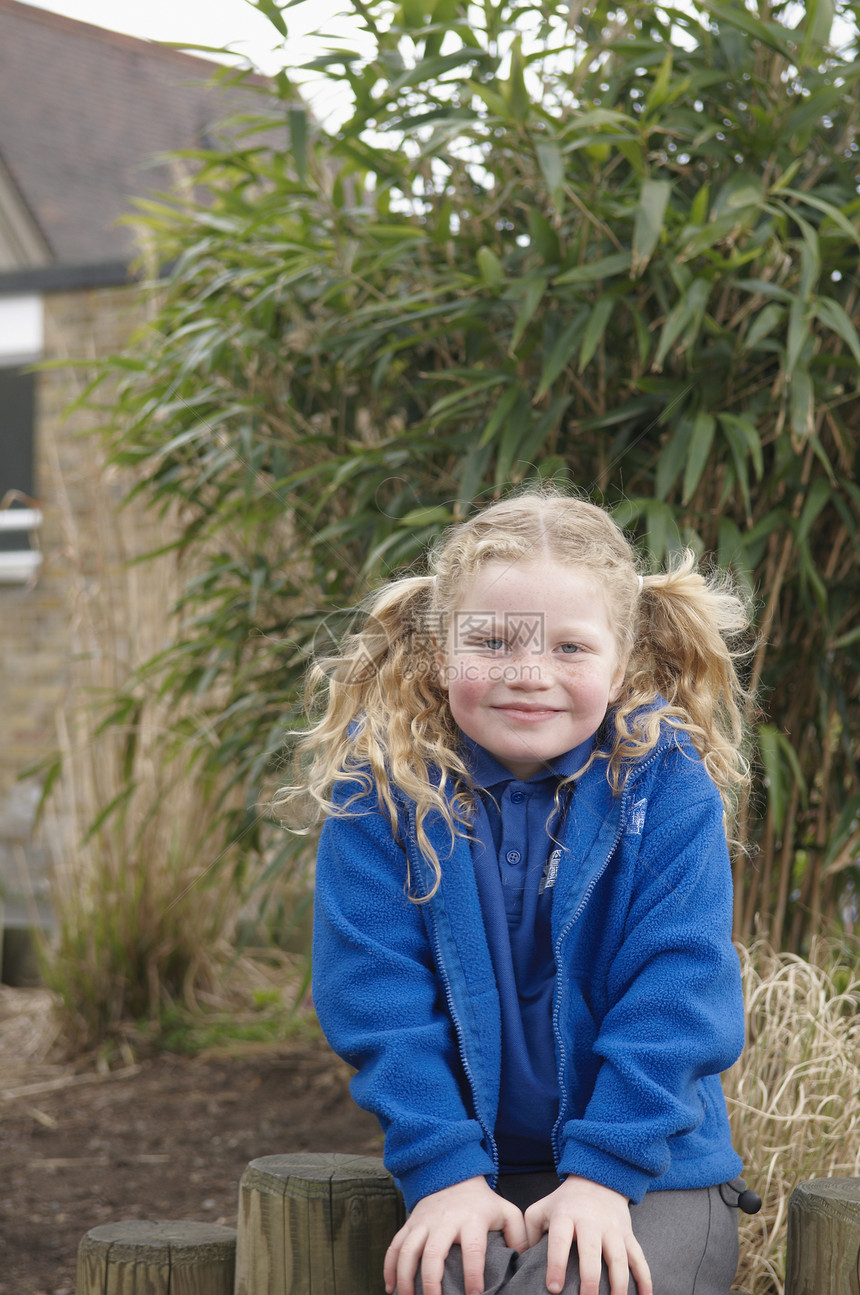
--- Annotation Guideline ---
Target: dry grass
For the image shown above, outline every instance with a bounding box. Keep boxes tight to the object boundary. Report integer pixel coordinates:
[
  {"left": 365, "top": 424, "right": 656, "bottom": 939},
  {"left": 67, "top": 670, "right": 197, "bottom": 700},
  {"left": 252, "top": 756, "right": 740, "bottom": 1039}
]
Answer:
[{"left": 725, "top": 939, "right": 860, "bottom": 1295}]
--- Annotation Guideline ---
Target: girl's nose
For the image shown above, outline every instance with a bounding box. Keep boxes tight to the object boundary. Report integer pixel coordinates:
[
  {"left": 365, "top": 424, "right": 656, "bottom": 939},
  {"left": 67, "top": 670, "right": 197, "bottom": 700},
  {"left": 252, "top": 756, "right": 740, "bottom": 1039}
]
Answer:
[{"left": 507, "top": 653, "right": 553, "bottom": 688}]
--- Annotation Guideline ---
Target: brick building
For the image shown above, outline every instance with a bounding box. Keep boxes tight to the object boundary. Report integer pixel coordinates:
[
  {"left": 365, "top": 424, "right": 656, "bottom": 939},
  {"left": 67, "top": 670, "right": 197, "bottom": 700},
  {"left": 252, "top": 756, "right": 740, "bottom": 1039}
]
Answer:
[{"left": 0, "top": 0, "right": 265, "bottom": 976}]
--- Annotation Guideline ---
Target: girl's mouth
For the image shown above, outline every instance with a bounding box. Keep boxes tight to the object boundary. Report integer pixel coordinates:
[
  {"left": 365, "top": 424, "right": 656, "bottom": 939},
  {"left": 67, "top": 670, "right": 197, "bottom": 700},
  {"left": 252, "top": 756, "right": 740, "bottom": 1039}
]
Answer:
[{"left": 494, "top": 705, "right": 561, "bottom": 722}]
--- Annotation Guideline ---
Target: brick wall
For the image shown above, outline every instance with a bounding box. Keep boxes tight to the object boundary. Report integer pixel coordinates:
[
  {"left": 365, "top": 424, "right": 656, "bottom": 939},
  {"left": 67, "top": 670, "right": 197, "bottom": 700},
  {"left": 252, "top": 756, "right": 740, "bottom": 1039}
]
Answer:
[{"left": 0, "top": 284, "right": 155, "bottom": 941}]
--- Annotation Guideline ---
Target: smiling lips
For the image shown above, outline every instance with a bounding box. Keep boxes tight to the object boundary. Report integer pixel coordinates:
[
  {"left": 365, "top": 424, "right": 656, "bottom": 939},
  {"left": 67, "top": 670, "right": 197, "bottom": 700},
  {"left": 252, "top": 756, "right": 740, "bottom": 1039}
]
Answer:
[{"left": 494, "top": 704, "right": 563, "bottom": 722}]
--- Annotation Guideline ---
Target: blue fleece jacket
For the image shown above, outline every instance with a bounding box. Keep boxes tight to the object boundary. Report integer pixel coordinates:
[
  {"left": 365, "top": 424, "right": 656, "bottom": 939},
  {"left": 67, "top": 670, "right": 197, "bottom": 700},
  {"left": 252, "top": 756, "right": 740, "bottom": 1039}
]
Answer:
[{"left": 312, "top": 722, "right": 745, "bottom": 1212}]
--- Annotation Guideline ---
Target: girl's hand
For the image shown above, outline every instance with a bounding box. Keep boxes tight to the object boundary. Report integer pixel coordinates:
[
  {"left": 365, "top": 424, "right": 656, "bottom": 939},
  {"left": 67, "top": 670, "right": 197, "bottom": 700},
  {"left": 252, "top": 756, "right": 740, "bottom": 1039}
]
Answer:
[
  {"left": 523, "top": 1175, "right": 652, "bottom": 1295},
  {"left": 384, "top": 1175, "right": 528, "bottom": 1295}
]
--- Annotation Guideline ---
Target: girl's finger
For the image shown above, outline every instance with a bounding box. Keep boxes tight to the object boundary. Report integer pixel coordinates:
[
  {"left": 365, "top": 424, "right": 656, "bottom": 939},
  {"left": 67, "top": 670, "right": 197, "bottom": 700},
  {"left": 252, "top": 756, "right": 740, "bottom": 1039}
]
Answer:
[
  {"left": 389, "top": 1225, "right": 429, "bottom": 1295},
  {"left": 383, "top": 1228, "right": 405, "bottom": 1293},
  {"left": 603, "top": 1238, "right": 631, "bottom": 1295},
  {"left": 522, "top": 1202, "right": 548, "bottom": 1250},
  {"left": 412, "top": 1235, "right": 452, "bottom": 1295},
  {"left": 459, "top": 1230, "right": 489, "bottom": 1295},
  {"left": 501, "top": 1205, "right": 529, "bottom": 1256},
  {"left": 572, "top": 1231, "right": 603, "bottom": 1295},
  {"left": 626, "top": 1235, "right": 653, "bottom": 1295},
  {"left": 543, "top": 1215, "right": 575, "bottom": 1295}
]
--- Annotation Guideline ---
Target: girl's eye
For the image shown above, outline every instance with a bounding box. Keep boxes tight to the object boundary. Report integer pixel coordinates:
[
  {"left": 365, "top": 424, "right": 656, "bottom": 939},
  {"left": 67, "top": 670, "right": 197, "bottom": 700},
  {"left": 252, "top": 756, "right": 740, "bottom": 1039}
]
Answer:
[
  {"left": 483, "top": 638, "right": 506, "bottom": 651},
  {"left": 558, "top": 643, "right": 581, "bottom": 655}
]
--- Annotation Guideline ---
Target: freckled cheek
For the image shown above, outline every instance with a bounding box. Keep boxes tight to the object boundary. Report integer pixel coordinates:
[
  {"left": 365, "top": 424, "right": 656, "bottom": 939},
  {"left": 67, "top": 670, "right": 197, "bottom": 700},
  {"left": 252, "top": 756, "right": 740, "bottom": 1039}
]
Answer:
[
  {"left": 564, "top": 669, "right": 617, "bottom": 712},
  {"left": 443, "top": 659, "right": 497, "bottom": 718}
]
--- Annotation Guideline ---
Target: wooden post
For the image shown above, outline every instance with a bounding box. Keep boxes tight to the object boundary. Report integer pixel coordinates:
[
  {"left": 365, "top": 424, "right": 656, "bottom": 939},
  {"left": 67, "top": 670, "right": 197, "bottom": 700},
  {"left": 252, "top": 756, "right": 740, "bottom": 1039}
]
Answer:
[
  {"left": 785, "top": 1177, "right": 860, "bottom": 1295},
  {"left": 76, "top": 1220, "right": 237, "bottom": 1295},
  {"left": 234, "top": 1152, "right": 405, "bottom": 1295}
]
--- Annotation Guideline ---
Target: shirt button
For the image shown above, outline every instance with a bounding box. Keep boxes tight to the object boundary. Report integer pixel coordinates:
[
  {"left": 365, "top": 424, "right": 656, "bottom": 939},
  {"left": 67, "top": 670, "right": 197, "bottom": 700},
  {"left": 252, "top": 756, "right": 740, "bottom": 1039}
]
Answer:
[
  {"left": 510, "top": 791, "right": 526, "bottom": 804},
  {"left": 506, "top": 850, "right": 521, "bottom": 864}
]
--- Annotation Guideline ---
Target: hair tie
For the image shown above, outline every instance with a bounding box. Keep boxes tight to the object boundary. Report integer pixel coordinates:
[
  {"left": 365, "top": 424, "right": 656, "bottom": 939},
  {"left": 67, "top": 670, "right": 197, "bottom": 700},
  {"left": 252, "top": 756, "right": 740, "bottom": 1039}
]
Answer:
[{"left": 638, "top": 574, "right": 644, "bottom": 594}]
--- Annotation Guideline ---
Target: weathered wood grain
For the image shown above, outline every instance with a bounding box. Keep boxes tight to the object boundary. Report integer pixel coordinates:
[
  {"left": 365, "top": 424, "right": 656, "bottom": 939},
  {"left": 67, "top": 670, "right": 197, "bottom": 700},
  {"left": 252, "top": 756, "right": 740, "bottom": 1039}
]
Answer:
[
  {"left": 234, "top": 1152, "right": 405, "bottom": 1295},
  {"left": 75, "top": 1219, "right": 236, "bottom": 1295},
  {"left": 785, "top": 1177, "right": 860, "bottom": 1295}
]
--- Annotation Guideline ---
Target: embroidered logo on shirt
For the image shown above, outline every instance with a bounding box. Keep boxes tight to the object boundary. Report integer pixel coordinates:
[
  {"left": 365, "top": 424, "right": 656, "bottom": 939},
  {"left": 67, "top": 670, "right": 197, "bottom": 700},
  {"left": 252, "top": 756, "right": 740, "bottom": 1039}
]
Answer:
[
  {"left": 627, "top": 798, "right": 648, "bottom": 835},
  {"left": 539, "top": 847, "right": 562, "bottom": 893}
]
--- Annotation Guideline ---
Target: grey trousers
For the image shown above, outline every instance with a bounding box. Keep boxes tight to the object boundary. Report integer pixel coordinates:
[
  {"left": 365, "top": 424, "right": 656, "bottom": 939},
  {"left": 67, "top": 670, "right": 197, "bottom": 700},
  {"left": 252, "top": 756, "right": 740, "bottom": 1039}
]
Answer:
[{"left": 411, "top": 1174, "right": 741, "bottom": 1295}]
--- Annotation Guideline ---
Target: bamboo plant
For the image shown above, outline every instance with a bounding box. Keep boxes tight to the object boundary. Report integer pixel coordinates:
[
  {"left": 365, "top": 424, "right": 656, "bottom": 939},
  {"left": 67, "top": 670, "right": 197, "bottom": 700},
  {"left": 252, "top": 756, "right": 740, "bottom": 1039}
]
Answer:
[{"left": 84, "top": 0, "right": 860, "bottom": 951}]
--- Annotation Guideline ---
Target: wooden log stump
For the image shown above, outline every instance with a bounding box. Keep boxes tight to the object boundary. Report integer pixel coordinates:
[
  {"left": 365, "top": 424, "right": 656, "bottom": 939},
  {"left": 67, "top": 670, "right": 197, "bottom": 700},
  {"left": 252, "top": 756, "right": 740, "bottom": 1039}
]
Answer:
[
  {"left": 76, "top": 1220, "right": 237, "bottom": 1295},
  {"left": 235, "top": 1152, "right": 405, "bottom": 1295},
  {"left": 785, "top": 1177, "right": 860, "bottom": 1295}
]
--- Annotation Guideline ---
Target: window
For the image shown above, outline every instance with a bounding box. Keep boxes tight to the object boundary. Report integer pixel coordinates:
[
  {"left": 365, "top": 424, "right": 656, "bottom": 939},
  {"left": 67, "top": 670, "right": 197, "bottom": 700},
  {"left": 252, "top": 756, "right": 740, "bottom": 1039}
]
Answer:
[{"left": 0, "top": 295, "right": 42, "bottom": 576}]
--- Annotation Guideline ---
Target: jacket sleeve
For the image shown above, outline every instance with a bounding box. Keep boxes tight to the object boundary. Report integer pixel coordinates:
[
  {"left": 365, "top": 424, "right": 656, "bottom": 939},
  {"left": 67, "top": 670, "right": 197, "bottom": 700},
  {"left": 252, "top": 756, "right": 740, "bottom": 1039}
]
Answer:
[
  {"left": 312, "top": 779, "right": 495, "bottom": 1209},
  {"left": 556, "top": 749, "right": 745, "bottom": 1201}
]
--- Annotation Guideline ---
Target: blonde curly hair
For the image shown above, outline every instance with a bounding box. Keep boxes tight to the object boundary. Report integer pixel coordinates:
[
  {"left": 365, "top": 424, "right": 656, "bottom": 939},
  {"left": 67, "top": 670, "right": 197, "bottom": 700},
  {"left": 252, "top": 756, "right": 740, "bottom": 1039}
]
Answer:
[{"left": 277, "top": 486, "right": 752, "bottom": 893}]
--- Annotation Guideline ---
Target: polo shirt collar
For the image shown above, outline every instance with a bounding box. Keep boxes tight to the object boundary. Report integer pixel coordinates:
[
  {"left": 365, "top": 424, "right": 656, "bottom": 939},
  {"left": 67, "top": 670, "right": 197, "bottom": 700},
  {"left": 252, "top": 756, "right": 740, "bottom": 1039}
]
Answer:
[{"left": 461, "top": 733, "right": 595, "bottom": 790}]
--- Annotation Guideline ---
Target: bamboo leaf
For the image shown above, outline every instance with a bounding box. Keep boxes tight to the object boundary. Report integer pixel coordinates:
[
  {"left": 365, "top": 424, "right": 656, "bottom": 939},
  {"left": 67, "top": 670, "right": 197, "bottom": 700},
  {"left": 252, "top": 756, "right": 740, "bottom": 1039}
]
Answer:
[
  {"left": 254, "top": 0, "right": 288, "bottom": 38},
  {"left": 536, "top": 312, "right": 587, "bottom": 399},
  {"left": 536, "top": 141, "right": 564, "bottom": 211},
  {"left": 682, "top": 412, "right": 716, "bottom": 504},
  {"left": 690, "top": 184, "right": 709, "bottom": 226},
  {"left": 758, "top": 724, "right": 785, "bottom": 834},
  {"left": 797, "top": 538, "right": 829, "bottom": 614},
  {"left": 289, "top": 106, "right": 308, "bottom": 181},
  {"left": 399, "top": 505, "right": 452, "bottom": 526},
  {"left": 644, "top": 49, "right": 673, "bottom": 113},
  {"left": 797, "top": 476, "right": 830, "bottom": 544},
  {"left": 654, "top": 278, "right": 711, "bottom": 369},
  {"left": 514, "top": 395, "right": 573, "bottom": 475},
  {"left": 790, "top": 363, "right": 814, "bottom": 440},
  {"left": 505, "top": 35, "right": 530, "bottom": 120},
  {"left": 778, "top": 186, "right": 860, "bottom": 247},
  {"left": 736, "top": 278, "right": 794, "bottom": 305},
  {"left": 632, "top": 178, "right": 671, "bottom": 276},
  {"left": 528, "top": 208, "right": 560, "bottom": 263},
  {"left": 457, "top": 439, "right": 493, "bottom": 508},
  {"left": 720, "top": 412, "right": 763, "bottom": 479},
  {"left": 477, "top": 246, "right": 504, "bottom": 288},
  {"left": 478, "top": 383, "right": 521, "bottom": 447},
  {"left": 712, "top": 172, "right": 764, "bottom": 218},
  {"left": 508, "top": 277, "right": 547, "bottom": 354},
  {"left": 466, "top": 78, "right": 510, "bottom": 118},
  {"left": 655, "top": 416, "right": 693, "bottom": 500},
  {"left": 718, "top": 517, "right": 753, "bottom": 586},
  {"left": 800, "top": 0, "right": 835, "bottom": 55},
  {"left": 578, "top": 295, "right": 614, "bottom": 371},
  {"left": 554, "top": 251, "right": 632, "bottom": 285},
  {"left": 813, "top": 297, "right": 860, "bottom": 365},
  {"left": 743, "top": 303, "right": 784, "bottom": 351},
  {"left": 787, "top": 298, "right": 810, "bottom": 373},
  {"left": 701, "top": 1, "right": 792, "bottom": 55},
  {"left": 718, "top": 417, "right": 752, "bottom": 520},
  {"left": 645, "top": 500, "right": 682, "bottom": 567},
  {"left": 494, "top": 390, "right": 531, "bottom": 485}
]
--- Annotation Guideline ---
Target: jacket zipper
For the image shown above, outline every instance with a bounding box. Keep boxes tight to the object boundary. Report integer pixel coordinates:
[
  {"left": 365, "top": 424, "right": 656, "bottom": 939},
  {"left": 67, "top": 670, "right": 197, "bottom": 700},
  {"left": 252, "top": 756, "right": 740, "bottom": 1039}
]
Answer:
[
  {"left": 407, "top": 807, "right": 500, "bottom": 1184},
  {"left": 550, "top": 746, "right": 666, "bottom": 1166}
]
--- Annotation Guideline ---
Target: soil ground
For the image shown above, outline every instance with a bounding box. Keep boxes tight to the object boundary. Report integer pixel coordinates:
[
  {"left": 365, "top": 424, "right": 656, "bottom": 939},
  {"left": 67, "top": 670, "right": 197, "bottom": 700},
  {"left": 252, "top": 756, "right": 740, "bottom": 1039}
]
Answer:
[{"left": 0, "top": 988, "right": 383, "bottom": 1295}]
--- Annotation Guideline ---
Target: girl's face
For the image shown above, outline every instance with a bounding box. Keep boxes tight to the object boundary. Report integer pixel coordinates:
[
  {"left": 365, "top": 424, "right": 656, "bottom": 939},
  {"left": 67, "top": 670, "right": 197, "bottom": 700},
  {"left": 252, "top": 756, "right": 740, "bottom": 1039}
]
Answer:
[{"left": 438, "top": 559, "right": 626, "bottom": 781}]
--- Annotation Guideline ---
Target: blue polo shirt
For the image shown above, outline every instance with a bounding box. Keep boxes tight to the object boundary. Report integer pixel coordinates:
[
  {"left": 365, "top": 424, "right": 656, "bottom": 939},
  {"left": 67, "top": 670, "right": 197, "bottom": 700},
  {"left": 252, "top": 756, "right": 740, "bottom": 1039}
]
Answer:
[{"left": 464, "top": 737, "right": 594, "bottom": 1174}]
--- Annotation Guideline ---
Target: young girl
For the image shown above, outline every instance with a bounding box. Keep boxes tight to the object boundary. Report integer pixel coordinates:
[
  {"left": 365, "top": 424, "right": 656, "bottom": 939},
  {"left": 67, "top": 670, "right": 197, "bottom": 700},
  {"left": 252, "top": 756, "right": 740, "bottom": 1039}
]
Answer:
[{"left": 287, "top": 488, "right": 751, "bottom": 1295}]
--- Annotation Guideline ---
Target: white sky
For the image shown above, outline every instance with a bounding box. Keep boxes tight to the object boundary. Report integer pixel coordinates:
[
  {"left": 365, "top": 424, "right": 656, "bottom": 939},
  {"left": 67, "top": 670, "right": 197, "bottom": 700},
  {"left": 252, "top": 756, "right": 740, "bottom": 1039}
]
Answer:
[
  {"left": 15, "top": 0, "right": 363, "bottom": 120},
  {"left": 16, "top": 0, "right": 326, "bottom": 68}
]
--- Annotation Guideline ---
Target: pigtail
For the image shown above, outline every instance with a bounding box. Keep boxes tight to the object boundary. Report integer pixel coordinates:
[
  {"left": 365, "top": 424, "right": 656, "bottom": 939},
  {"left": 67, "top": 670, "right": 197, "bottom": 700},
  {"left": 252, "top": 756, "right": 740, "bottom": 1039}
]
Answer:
[
  {"left": 275, "top": 574, "right": 470, "bottom": 897},
  {"left": 613, "top": 550, "right": 752, "bottom": 825}
]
